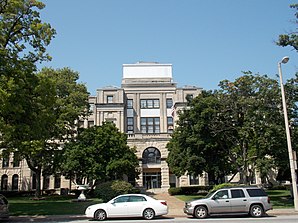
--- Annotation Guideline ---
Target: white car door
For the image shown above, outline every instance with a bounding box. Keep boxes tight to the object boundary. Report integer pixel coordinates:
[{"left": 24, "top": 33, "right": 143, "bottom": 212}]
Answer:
[
  {"left": 126, "top": 195, "right": 147, "bottom": 216},
  {"left": 107, "top": 195, "right": 129, "bottom": 217}
]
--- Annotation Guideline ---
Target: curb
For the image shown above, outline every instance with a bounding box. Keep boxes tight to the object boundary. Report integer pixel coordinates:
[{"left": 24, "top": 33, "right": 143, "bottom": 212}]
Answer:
[{"left": 8, "top": 209, "right": 298, "bottom": 222}]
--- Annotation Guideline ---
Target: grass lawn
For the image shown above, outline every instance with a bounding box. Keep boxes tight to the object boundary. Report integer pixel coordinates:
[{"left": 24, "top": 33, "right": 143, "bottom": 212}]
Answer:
[
  {"left": 175, "top": 190, "right": 294, "bottom": 209},
  {"left": 7, "top": 195, "right": 102, "bottom": 216}
]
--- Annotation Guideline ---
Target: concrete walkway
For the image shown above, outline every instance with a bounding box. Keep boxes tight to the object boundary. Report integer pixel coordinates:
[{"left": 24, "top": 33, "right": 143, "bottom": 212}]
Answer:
[{"left": 153, "top": 192, "right": 185, "bottom": 217}]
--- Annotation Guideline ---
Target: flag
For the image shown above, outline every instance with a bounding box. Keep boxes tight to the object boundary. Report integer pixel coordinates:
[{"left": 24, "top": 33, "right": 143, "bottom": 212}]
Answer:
[{"left": 171, "top": 105, "right": 175, "bottom": 118}]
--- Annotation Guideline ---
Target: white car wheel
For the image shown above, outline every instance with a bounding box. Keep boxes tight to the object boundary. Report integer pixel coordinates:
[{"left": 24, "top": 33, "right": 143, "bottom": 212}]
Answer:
[
  {"left": 94, "top": 209, "right": 107, "bottom": 221},
  {"left": 143, "top": 208, "right": 155, "bottom": 220}
]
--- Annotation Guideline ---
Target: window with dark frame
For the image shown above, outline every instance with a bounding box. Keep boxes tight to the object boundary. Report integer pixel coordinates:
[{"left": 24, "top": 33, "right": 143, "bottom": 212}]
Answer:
[
  {"left": 140, "top": 99, "right": 160, "bottom": 109},
  {"left": 107, "top": 95, "right": 113, "bottom": 103},
  {"left": 1, "top": 175, "right": 8, "bottom": 191},
  {"left": 12, "top": 174, "right": 19, "bottom": 191},
  {"left": 54, "top": 175, "right": 61, "bottom": 188},
  {"left": 141, "top": 117, "right": 160, "bottom": 133},
  {"left": 43, "top": 176, "right": 50, "bottom": 190},
  {"left": 127, "top": 99, "right": 133, "bottom": 109},
  {"left": 167, "top": 117, "right": 173, "bottom": 133},
  {"left": 166, "top": 98, "right": 173, "bottom": 108},
  {"left": 2, "top": 153, "right": 9, "bottom": 168},
  {"left": 127, "top": 117, "right": 134, "bottom": 134},
  {"left": 13, "top": 152, "right": 20, "bottom": 167},
  {"left": 142, "top": 147, "right": 161, "bottom": 164}
]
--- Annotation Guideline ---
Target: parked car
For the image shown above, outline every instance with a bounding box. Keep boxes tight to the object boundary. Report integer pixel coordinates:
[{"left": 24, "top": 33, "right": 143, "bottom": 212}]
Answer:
[
  {"left": 0, "top": 194, "right": 9, "bottom": 219},
  {"left": 85, "top": 194, "right": 168, "bottom": 221},
  {"left": 184, "top": 186, "right": 272, "bottom": 219}
]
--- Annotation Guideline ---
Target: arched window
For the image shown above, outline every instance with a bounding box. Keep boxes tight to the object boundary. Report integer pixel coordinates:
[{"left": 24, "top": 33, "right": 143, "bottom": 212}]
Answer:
[
  {"left": 1, "top": 175, "right": 8, "bottom": 191},
  {"left": 142, "top": 147, "right": 161, "bottom": 164},
  {"left": 12, "top": 174, "right": 19, "bottom": 191}
]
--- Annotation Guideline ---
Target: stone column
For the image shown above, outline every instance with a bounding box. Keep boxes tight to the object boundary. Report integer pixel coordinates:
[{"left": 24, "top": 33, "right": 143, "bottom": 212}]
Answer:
[{"left": 161, "top": 160, "right": 170, "bottom": 192}]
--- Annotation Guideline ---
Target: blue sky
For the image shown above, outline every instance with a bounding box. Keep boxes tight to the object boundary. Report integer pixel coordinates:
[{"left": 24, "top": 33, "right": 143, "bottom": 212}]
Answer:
[{"left": 40, "top": 0, "right": 298, "bottom": 95}]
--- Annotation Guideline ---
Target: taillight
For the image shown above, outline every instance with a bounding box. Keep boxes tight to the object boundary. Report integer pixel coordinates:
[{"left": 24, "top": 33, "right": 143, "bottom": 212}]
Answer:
[
  {"left": 268, "top": 197, "right": 271, "bottom": 203},
  {"left": 161, "top": 201, "right": 167, "bottom": 206}
]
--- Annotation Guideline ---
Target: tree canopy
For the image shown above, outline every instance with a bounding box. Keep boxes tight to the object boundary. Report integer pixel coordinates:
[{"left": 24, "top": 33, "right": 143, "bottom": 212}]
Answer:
[
  {"left": 276, "top": 4, "right": 298, "bottom": 52},
  {"left": 167, "top": 73, "right": 296, "bottom": 185},
  {"left": 61, "top": 122, "right": 140, "bottom": 187},
  {"left": 0, "top": 0, "right": 56, "bottom": 62}
]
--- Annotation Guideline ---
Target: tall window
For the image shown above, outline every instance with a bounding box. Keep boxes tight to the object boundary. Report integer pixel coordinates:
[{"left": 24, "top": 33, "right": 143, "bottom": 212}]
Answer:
[
  {"left": 127, "top": 117, "right": 134, "bottom": 134},
  {"left": 166, "top": 98, "right": 173, "bottom": 108},
  {"left": 141, "top": 117, "right": 160, "bottom": 133},
  {"left": 167, "top": 117, "right": 173, "bottom": 133},
  {"left": 1, "top": 175, "right": 8, "bottom": 191},
  {"left": 13, "top": 152, "right": 20, "bottom": 167},
  {"left": 2, "top": 153, "right": 9, "bottom": 168},
  {"left": 54, "top": 175, "right": 61, "bottom": 188},
  {"left": 140, "top": 99, "right": 159, "bottom": 109},
  {"left": 12, "top": 174, "right": 19, "bottom": 190},
  {"left": 43, "top": 176, "right": 50, "bottom": 190},
  {"left": 142, "top": 147, "right": 161, "bottom": 164},
  {"left": 107, "top": 95, "right": 113, "bottom": 103},
  {"left": 127, "top": 99, "right": 133, "bottom": 108},
  {"left": 189, "top": 175, "right": 199, "bottom": 185}
]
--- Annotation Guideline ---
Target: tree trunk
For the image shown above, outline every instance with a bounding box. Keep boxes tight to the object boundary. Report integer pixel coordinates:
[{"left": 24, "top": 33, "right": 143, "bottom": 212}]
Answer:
[
  {"left": 35, "top": 168, "right": 42, "bottom": 197},
  {"left": 242, "top": 141, "right": 248, "bottom": 185}
]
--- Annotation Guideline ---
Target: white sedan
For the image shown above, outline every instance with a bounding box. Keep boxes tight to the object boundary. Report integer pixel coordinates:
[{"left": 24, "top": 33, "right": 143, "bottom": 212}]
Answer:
[{"left": 85, "top": 194, "right": 168, "bottom": 221}]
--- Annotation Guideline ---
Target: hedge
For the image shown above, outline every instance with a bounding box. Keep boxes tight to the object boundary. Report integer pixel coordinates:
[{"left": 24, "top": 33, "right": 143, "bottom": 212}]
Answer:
[{"left": 168, "top": 186, "right": 213, "bottom": 195}]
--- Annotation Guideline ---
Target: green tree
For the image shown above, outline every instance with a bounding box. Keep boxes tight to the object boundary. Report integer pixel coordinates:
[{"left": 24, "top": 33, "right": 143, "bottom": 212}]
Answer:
[
  {"left": 61, "top": 122, "right": 140, "bottom": 188},
  {"left": 167, "top": 73, "right": 290, "bottom": 185},
  {"left": 0, "top": 0, "right": 56, "bottom": 62},
  {"left": 1, "top": 67, "right": 89, "bottom": 197},
  {"left": 26, "top": 67, "right": 89, "bottom": 197},
  {"left": 167, "top": 91, "right": 233, "bottom": 184},
  {"left": 1, "top": 0, "right": 56, "bottom": 150},
  {"left": 276, "top": 4, "right": 298, "bottom": 52}
]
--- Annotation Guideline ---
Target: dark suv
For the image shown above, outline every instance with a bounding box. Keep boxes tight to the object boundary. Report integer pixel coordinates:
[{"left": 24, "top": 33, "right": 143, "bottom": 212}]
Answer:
[{"left": 184, "top": 186, "right": 272, "bottom": 219}]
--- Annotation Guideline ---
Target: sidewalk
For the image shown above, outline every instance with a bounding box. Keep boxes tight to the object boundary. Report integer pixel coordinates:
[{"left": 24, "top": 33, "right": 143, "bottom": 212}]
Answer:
[{"left": 153, "top": 192, "right": 298, "bottom": 217}]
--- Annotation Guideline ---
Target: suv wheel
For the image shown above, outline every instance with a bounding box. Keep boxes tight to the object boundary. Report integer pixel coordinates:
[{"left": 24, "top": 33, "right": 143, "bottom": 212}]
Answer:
[
  {"left": 250, "top": 204, "right": 264, "bottom": 217},
  {"left": 194, "top": 205, "right": 208, "bottom": 219}
]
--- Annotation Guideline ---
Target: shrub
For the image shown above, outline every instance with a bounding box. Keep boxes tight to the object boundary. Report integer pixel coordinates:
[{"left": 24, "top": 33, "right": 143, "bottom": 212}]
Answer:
[
  {"left": 168, "top": 187, "right": 182, "bottom": 195},
  {"left": 168, "top": 186, "right": 212, "bottom": 195}
]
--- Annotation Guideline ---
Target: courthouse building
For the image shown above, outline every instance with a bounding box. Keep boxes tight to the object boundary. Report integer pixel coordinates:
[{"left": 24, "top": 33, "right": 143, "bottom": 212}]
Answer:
[{"left": 0, "top": 62, "right": 206, "bottom": 193}]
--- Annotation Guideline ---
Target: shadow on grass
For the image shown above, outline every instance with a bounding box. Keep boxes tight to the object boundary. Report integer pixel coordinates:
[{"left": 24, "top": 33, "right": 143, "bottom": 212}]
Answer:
[{"left": 9, "top": 197, "right": 101, "bottom": 216}]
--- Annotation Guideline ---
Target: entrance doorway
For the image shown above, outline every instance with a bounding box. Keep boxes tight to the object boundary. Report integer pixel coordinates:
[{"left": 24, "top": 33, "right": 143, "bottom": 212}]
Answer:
[{"left": 143, "top": 172, "right": 161, "bottom": 189}]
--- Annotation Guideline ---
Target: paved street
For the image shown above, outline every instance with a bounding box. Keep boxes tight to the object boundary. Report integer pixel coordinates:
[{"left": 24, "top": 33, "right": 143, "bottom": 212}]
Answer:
[{"left": 6, "top": 215, "right": 298, "bottom": 223}]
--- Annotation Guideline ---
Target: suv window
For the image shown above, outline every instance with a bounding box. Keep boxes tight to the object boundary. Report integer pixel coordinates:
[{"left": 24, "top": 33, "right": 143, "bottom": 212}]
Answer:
[
  {"left": 247, "top": 188, "right": 267, "bottom": 197},
  {"left": 213, "top": 190, "right": 229, "bottom": 199},
  {"left": 231, "top": 189, "right": 245, "bottom": 198}
]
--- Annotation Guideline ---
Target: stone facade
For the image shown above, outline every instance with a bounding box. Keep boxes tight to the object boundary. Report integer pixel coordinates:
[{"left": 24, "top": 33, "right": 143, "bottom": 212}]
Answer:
[{"left": 86, "top": 62, "right": 203, "bottom": 192}]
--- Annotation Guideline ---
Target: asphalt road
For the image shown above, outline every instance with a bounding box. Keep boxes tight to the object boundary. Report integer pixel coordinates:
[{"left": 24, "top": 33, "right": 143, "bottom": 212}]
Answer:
[{"left": 6, "top": 215, "right": 298, "bottom": 223}]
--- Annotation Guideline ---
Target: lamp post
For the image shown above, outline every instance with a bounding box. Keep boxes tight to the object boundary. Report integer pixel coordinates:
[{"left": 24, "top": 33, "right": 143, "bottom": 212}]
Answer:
[{"left": 278, "top": 56, "right": 298, "bottom": 211}]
